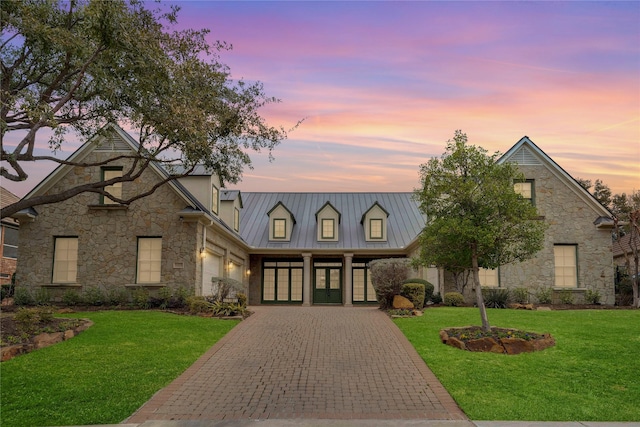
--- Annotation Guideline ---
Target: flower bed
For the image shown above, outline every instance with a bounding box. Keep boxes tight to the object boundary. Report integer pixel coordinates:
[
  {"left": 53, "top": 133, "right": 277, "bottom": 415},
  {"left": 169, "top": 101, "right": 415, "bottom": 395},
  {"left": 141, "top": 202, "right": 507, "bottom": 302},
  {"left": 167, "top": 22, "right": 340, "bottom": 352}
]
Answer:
[{"left": 439, "top": 326, "right": 555, "bottom": 354}]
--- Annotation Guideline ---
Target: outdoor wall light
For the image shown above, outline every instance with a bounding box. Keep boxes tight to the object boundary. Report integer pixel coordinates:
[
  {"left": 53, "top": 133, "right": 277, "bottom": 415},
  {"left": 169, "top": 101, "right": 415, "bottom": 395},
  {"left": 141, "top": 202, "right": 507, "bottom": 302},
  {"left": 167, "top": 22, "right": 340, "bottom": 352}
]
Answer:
[{"left": 199, "top": 247, "right": 206, "bottom": 258}]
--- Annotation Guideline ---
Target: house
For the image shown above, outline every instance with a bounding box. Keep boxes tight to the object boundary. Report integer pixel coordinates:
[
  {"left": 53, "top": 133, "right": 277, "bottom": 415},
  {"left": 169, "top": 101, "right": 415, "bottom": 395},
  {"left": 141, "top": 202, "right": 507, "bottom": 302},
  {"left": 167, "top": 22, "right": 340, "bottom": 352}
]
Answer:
[
  {"left": 13, "top": 126, "right": 616, "bottom": 305},
  {"left": 1, "top": 187, "right": 20, "bottom": 285},
  {"left": 445, "top": 137, "right": 616, "bottom": 304},
  {"left": 613, "top": 233, "right": 640, "bottom": 276}
]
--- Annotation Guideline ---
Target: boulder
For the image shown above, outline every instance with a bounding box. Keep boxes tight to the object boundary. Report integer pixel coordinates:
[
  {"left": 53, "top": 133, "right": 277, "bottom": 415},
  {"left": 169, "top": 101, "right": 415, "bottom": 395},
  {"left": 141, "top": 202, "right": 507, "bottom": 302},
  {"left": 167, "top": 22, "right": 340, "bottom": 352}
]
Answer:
[
  {"left": 466, "top": 337, "right": 504, "bottom": 354},
  {"left": 501, "top": 337, "right": 534, "bottom": 355},
  {"left": 392, "top": 295, "right": 414, "bottom": 309},
  {"left": 33, "top": 332, "right": 64, "bottom": 349}
]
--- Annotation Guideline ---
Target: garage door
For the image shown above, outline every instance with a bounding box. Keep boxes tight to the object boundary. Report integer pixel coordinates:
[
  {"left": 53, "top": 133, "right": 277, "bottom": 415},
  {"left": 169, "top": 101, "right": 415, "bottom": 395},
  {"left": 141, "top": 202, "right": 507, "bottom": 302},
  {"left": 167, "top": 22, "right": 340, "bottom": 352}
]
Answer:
[{"left": 202, "top": 253, "right": 221, "bottom": 296}]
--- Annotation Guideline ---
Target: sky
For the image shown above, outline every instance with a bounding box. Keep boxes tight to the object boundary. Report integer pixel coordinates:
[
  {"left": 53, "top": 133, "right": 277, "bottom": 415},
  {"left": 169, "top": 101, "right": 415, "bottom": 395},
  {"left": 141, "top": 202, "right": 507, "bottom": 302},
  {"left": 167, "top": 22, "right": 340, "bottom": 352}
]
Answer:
[{"left": 2, "top": 0, "right": 639, "bottom": 198}]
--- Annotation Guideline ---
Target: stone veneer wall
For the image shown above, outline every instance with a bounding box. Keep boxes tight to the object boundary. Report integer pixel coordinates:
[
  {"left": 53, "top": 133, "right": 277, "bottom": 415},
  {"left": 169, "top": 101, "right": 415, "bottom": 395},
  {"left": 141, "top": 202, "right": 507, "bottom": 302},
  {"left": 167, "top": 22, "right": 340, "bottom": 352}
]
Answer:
[
  {"left": 16, "top": 152, "right": 199, "bottom": 298},
  {"left": 443, "top": 164, "right": 615, "bottom": 305}
]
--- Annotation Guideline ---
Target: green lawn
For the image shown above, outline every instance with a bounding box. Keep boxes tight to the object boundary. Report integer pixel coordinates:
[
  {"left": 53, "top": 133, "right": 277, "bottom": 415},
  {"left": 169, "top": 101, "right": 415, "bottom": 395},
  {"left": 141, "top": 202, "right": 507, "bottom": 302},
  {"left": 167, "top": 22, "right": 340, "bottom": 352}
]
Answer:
[
  {"left": 394, "top": 307, "right": 640, "bottom": 421},
  {"left": 1, "top": 310, "right": 239, "bottom": 427}
]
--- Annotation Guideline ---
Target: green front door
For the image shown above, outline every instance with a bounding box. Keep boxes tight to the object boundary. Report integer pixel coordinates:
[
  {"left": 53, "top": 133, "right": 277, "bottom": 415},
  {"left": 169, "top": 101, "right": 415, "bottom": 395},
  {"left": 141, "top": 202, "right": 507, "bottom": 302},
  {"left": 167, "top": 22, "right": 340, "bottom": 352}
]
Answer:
[{"left": 314, "top": 263, "right": 342, "bottom": 304}]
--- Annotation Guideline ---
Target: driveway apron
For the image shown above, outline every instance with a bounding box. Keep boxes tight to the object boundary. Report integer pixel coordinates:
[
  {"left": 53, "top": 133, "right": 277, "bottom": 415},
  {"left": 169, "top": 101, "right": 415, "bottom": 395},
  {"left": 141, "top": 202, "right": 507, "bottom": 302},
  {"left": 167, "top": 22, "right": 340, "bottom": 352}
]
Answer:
[{"left": 126, "top": 306, "right": 467, "bottom": 422}]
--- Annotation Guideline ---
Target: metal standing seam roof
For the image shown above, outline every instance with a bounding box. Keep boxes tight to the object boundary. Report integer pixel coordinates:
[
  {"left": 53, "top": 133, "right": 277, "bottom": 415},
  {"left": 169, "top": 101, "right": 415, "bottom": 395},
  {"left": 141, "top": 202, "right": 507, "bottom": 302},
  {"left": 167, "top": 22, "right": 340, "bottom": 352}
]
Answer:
[{"left": 239, "top": 192, "right": 427, "bottom": 250}]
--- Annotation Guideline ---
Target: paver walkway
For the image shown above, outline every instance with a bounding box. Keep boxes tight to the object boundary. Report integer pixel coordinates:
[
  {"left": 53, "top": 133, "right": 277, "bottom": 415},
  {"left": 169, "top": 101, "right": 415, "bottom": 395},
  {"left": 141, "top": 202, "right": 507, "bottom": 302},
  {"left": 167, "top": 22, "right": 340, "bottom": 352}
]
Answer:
[{"left": 126, "top": 306, "right": 467, "bottom": 423}]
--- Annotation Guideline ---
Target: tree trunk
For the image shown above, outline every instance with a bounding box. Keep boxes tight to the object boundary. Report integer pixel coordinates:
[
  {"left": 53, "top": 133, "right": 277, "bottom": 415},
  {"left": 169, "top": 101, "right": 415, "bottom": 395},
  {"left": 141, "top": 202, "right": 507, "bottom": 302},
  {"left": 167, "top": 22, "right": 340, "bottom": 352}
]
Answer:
[{"left": 471, "top": 250, "right": 491, "bottom": 332}]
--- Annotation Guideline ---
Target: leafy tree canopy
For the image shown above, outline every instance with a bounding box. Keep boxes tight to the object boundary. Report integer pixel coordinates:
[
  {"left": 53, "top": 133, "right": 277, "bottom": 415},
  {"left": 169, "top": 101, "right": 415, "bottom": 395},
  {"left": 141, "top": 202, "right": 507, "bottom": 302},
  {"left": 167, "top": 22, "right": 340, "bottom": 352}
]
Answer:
[
  {"left": 1, "top": 0, "right": 294, "bottom": 218},
  {"left": 414, "top": 130, "right": 547, "bottom": 330}
]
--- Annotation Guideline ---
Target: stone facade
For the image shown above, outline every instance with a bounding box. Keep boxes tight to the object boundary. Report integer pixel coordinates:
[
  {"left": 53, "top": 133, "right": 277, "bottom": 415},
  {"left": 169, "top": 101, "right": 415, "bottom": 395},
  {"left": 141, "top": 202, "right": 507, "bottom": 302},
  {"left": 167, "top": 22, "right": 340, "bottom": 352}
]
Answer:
[
  {"left": 442, "top": 146, "right": 615, "bottom": 305},
  {"left": 15, "top": 147, "right": 249, "bottom": 300}
]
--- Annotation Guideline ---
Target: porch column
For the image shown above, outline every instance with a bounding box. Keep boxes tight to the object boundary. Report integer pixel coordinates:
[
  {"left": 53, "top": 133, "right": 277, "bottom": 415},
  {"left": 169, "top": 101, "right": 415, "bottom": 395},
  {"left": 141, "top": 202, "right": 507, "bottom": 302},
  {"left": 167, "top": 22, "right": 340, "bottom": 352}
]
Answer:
[
  {"left": 344, "top": 253, "right": 353, "bottom": 307},
  {"left": 302, "top": 252, "right": 312, "bottom": 306}
]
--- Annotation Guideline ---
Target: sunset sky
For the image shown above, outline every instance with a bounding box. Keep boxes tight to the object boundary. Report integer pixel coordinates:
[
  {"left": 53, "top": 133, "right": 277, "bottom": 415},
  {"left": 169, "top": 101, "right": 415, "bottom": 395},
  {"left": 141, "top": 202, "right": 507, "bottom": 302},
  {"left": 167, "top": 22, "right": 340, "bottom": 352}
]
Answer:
[{"left": 3, "top": 1, "right": 639, "bottom": 198}]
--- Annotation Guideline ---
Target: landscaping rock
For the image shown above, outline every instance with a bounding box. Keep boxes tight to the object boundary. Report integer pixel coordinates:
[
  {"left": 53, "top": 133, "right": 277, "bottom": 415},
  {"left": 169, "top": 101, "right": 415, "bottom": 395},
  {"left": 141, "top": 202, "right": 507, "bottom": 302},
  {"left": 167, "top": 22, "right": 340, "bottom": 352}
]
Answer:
[
  {"left": 501, "top": 337, "right": 534, "bottom": 355},
  {"left": 466, "top": 337, "right": 504, "bottom": 353},
  {"left": 532, "top": 334, "right": 556, "bottom": 351},
  {"left": 33, "top": 332, "right": 64, "bottom": 349},
  {"left": 392, "top": 295, "right": 414, "bottom": 309}
]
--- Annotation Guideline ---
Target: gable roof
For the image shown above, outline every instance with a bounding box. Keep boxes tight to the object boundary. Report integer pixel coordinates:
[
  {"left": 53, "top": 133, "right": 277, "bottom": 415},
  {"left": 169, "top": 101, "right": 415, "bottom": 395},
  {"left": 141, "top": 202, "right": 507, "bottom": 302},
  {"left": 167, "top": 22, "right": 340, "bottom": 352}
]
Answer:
[
  {"left": 315, "top": 201, "right": 341, "bottom": 223},
  {"left": 499, "top": 136, "right": 614, "bottom": 221},
  {"left": 240, "top": 192, "right": 425, "bottom": 252},
  {"left": 17, "top": 123, "right": 245, "bottom": 238},
  {"left": 613, "top": 233, "right": 640, "bottom": 258},
  {"left": 360, "top": 201, "right": 389, "bottom": 224},
  {"left": 221, "top": 190, "right": 243, "bottom": 208}
]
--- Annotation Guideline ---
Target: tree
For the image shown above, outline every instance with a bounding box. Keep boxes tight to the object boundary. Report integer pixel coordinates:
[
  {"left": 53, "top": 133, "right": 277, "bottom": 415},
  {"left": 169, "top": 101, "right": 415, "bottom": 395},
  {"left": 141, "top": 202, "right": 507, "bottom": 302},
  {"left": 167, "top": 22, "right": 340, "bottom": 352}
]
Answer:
[
  {"left": 592, "top": 179, "right": 613, "bottom": 209},
  {"left": 414, "top": 131, "right": 547, "bottom": 331},
  {"left": 1, "top": 0, "right": 293, "bottom": 218}
]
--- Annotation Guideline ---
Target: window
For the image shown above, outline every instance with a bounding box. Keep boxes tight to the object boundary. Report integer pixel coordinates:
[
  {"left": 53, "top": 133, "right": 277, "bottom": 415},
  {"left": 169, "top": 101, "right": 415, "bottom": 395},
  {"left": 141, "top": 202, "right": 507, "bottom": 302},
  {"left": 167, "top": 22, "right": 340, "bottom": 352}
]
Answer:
[
  {"left": 2, "top": 225, "right": 18, "bottom": 259},
  {"left": 137, "top": 237, "right": 162, "bottom": 283},
  {"left": 211, "top": 185, "right": 219, "bottom": 214},
  {"left": 554, "top": 245, "right": 577, "bottom": 288},
  {"left": 233, "top": 208, "right": 240, "bottom": 232},
  {"left": 53, "top": 237, "right": 78, "bottom": 283},
  {"left": 514, "top": 180, "right": 535, "bottom": 204},
  {"left": 352, "top": 262, "right": 377, "bottom": 303},
  {"left": 273, "top": 219, "right": 286, "bottom": 239},
  {"left": 321, "top": 218, "right": 335, "bottom": 239},
  {"left": 370, "top": 219, "right": 383, "bottom": 239},
  {"left": 262, "top": 260, "right": 303, "bottom": 303},
  {"left": 101, "top": 167, "right": 123, "bottom": 204},
  {"left": 478, "top": 268, "right": 499, "bottom": 287}
]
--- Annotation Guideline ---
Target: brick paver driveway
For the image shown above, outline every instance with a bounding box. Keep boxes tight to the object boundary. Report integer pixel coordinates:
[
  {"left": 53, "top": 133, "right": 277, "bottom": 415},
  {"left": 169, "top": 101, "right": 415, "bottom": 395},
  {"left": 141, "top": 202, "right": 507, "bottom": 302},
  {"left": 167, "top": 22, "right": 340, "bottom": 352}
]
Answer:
[{"left": 127, "top": 306, "right": 467, "bottom": 422}]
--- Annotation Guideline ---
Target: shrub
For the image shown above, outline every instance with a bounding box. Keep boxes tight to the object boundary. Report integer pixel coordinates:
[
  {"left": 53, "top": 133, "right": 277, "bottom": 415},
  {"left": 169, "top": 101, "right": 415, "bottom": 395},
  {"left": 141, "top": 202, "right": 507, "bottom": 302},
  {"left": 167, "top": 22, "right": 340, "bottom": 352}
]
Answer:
[
  {"left": 210, "top": 301, "right": 247, "bottom": 317},
  {"left": 369, "top": 258, "right": 411, "bottom": 309},
  {"left": 13, "top": 286, "right": 34, "bottom": 306},
  {"left": 401, "top": 283, "right": 425, "bottom": 310},
  {"left": 511, "top": 287, "right": 529, "bottom": 304},
  {"left": 482, "top": 288, "right": 510, "bottom": 308},
  {"left": 210, "top": 277, "right": 244, "bottom": 302},
  {"left": 585, "top": 289, "right": 602, "bottom": 304},
  {"left": 534, "top": 286, "right": 552, "bottom": 304},
  {"left": 236, "top": 292, "right": 248, "bottom": 307},
  {"left": 403, "top": 278, "right": 435, "bottom": 307},
  {"left": 83, "top": 286, "right": 106, "bottom": 306},
  {"left": 559, "top": 290, "right": 574, "bottom": 305},
  {"left": 431, "top": 292, "right": 443, "bottom": 304},
  {"left": 173, "top": 286, "right": 190, "bottom": 308},
  {"left": 62, "top": 289, "right": 82, "bottom": 306},
  {"left": 14, "top": 307, "right": 53, "bottom": 334},
  {"left": 444, "top": 292, "right": 464, "bottom": 307},
  {"left": 1, "top": 283, "right": 15, "bottom": 300},
  {"left": 106, "top": 287, "right": 129, "bottom": 306},
  {"left": 131, "top": 287, "right": 151, "bottom": 309},
  {"left": 34, "top": 287, "right": 51, "bottom": 306},
  {"left": 186, "top": 296, "right": 212, "bottom": 314}
]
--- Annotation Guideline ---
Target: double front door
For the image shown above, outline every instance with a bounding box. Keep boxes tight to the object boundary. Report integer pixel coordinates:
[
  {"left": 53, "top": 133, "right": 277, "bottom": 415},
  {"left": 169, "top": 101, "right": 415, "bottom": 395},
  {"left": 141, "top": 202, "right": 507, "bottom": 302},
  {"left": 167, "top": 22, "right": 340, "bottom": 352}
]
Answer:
[{"left": 314, "top": 262, "right": 342, "bottom": 304}]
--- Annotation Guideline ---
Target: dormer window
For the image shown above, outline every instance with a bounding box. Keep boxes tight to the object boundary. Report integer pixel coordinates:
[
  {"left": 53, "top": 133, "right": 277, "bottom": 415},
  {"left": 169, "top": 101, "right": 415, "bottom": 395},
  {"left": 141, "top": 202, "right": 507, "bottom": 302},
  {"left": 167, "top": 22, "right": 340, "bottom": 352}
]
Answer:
[
  {"left": 316, "top": 201, "right": 340, "bottom": 242},
  {"left": 211, "top": 185, "right": 219, "bottom": 214},
  {"left": 370, "top": 219, "right": 383, "bottom": 239},
  {"left": 268, "top": 201, "right": 295, "bottom": 242},
  {"left": 234, "top": 207, "right": 240, "bottom": 232},
  {"left": 321, "top": 218, "right": 335, "bottom": 239},
  {"left": 361, "top": 202, "right": 389, "bottom": 242},
  {"left": 273, "top": 219, "right": 286, "bottom": 239}
]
